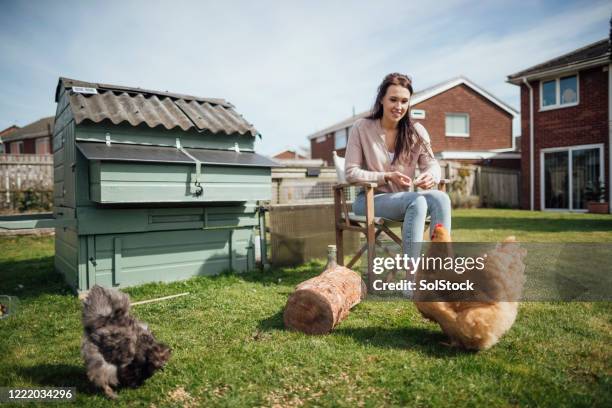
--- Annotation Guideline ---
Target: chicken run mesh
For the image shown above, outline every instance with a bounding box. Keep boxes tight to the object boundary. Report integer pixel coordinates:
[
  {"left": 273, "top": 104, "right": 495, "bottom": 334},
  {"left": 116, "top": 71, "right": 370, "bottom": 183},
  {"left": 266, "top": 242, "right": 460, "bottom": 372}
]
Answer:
[{"left": 268, "top": 203, "right": 362, "bottom": 266}]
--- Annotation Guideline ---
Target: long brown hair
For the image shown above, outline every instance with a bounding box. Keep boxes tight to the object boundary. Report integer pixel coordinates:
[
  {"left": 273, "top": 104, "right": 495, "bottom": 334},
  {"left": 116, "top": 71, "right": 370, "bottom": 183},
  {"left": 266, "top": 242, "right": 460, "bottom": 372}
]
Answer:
[{"left": 366, "top": 73, "right": 415, "bottom": 164}]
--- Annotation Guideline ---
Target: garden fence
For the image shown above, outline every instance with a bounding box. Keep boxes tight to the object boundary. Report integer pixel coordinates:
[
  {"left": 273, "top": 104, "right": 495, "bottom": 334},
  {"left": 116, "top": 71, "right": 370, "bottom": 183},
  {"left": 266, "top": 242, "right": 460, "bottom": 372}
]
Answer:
[
  {"left": 272, "top": 163, "right": 520, "bottom": 208},
  {"left": 441, "top": 162, "right": 521, "bottom": 208},
  {"left": 0, "top": 154, "right": 53, "bottom": 212}
]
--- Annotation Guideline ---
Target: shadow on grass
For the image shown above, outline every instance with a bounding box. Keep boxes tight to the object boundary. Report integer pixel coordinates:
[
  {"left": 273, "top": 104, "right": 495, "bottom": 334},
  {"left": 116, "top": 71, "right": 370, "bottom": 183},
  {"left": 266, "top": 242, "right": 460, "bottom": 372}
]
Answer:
[
  {"left": 257, "top": 308, "right": 469, "bottom": 357},
  {"left": 454, "top": 216, "right": 612, "bottom": 233},
  {"left": 258, "top": 309, "right": 285, "bottom": 332},
  {"left": 0, "top": 256, "right": 73, "bottom": 301},
  {"left": 334, "top": 326, "right": 470, "bottom": 357},
  {"left": 239, "top": 260, "right": 324, "bottom": 288},
  {"left": 14, "top": 364, "right": 96, "bottom": 395},
  {"left": 251, "top": 261, "right": 469, "bottom": 357}
]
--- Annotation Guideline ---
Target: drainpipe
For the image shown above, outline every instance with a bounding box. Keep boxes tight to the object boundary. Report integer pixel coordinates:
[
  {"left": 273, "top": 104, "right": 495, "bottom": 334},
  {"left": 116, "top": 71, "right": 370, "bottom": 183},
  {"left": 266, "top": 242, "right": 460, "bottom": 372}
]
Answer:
[{"left": 523, "top": 77, "right": 535, "bottom": 211}]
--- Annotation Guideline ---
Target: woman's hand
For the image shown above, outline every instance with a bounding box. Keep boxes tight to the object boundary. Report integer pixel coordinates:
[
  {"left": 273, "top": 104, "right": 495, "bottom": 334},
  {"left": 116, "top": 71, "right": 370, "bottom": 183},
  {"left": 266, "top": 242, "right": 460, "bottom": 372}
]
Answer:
[
  {"left": 414, "top": 172, "right": 435, "bottom": 189},
  {"left": 384, "top": 171, "right": 411, "bottom": 188}
]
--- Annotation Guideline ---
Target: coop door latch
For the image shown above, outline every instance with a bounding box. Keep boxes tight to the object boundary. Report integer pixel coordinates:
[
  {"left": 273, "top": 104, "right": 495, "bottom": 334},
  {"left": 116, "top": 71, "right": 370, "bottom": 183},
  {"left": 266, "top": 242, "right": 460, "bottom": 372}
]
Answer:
[
  {"left": 193, "top": 161, "right": 203, "bottom": 196},
  {"left": 176, "top": 138, "right": 203, "bottom": 197}
]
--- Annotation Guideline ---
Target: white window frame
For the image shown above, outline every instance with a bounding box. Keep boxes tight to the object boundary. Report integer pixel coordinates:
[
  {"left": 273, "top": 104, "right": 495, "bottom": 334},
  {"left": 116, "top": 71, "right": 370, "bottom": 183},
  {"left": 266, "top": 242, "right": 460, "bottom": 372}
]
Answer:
[
  {"left": 539, "top": 73, "right": 579, "bottom": 111},
  {"left": 334, "top": 128, "right": 347, "bottom": 150},
  {"left": 540, "top": 143, "right": 604, "bottom": 212},
  {"left": 445, "top": 113, "right": 470, "bottom": 137},
  {"left": 10, "top": 141, "right": 24, "bottom": 154},
  {"left": 35, "top": 137, "right": 50, "bottom": 154}
]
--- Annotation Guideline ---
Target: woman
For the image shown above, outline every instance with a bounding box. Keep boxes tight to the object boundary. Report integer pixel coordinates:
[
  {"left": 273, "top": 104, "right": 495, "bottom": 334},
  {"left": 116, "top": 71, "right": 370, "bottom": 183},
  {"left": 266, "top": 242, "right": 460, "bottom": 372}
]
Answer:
[{"left": 345, "top": 72, "right": 451, "bottom": 271}]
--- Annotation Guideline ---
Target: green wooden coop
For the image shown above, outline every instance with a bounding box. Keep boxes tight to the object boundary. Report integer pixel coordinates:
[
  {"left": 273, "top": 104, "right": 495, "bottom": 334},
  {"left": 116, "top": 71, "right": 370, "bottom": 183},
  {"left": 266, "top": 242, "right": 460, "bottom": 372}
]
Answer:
[{"left": 50, "top": 77, "right": 278, "bottom": 292}]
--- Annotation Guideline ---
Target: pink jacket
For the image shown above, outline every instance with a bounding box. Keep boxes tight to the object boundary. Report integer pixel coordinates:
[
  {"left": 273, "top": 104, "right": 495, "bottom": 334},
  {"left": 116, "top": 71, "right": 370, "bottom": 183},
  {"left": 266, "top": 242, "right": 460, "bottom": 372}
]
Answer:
[{"left": 344, "top": 118, "right": 441, "bottom": 193}]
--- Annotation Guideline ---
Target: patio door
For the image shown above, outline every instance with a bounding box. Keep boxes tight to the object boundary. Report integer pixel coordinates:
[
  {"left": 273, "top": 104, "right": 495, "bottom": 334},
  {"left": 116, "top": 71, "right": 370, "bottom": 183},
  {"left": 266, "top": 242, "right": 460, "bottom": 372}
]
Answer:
[{"left": 542, "top": 145, "right": 603, "bottom": 210}]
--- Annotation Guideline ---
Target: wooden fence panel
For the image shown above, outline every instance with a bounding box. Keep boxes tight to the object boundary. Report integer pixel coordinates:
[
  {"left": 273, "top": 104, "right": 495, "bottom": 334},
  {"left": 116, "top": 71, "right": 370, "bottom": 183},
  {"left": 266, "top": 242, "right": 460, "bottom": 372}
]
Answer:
[
  {"left": 440, "top": 161, "right": 520, "bottom": 208},
  {"left": 480, "top": 167, "right": 521, "bottom": 208},
  {"left": 0, "top": 154, "right": 53, "bottom": 211}
]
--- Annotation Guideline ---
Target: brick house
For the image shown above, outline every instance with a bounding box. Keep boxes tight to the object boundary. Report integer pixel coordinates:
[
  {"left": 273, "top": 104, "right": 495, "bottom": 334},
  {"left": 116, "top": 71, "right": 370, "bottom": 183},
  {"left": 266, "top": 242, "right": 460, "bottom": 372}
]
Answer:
[
  {"left": 1, "top": 116, "right": 54, "bottom": 155},
  {"left": 272, "top": 149, "right": 308, "bottom": 160},
  {"left": 308, "top": 76, "right": 520, "bottom": 168},
  {"left": 0, "top": 125, "right": 20, "bottom": 153},
  {"left": 271, "top": 149, "right": 324, "bottom": 168},
  {"left": 507, "top": 38, "right": 611, "bottom": 212}
]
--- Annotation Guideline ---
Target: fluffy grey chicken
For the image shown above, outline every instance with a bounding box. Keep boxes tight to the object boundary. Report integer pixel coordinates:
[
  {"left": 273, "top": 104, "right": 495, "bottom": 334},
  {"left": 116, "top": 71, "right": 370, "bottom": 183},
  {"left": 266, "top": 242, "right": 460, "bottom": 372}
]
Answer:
[{"left": 81, "top": 285, "right": 171, "bottom": 399}]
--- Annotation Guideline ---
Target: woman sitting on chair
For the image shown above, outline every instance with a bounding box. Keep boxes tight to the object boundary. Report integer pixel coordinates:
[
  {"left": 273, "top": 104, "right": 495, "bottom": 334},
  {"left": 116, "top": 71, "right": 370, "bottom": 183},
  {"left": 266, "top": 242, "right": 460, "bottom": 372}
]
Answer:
[{"left": 345, "top": 72, "right": 451, "bottom": 270}]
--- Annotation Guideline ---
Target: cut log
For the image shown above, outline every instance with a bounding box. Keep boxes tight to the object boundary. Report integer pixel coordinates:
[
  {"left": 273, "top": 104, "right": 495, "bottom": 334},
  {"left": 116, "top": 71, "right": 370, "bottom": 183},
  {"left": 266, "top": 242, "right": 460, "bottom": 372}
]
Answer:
[{"left": 283, "top": 246, "right": 366, "bottom": 334}]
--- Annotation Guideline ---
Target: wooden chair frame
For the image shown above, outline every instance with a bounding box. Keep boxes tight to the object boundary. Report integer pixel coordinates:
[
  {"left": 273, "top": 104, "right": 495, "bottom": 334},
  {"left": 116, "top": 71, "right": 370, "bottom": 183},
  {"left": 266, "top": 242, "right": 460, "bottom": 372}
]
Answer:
[{"left": 334, "top": 180, "right": 449, "bottom": 291}]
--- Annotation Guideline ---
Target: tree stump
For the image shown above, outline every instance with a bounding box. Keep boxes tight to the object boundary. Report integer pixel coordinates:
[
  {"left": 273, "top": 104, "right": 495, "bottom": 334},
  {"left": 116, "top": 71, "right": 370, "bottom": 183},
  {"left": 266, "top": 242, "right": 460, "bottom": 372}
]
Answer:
[{"left": 283, "top": 246, "right": 366, "bottom": 334}]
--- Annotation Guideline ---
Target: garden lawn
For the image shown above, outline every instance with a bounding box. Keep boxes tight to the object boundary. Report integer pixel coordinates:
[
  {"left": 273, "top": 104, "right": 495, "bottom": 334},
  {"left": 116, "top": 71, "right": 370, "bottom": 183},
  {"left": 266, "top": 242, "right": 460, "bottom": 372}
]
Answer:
[{"left": 0, "top": 209, "right": 610, "bottom": 407}]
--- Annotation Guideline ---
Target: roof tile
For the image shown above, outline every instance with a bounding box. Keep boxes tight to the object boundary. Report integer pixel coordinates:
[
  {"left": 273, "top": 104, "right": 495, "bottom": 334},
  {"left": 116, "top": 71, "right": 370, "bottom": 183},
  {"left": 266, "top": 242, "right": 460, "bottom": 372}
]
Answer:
[{"left": 508, "top": 39, "right": 610, "bottom": 79}]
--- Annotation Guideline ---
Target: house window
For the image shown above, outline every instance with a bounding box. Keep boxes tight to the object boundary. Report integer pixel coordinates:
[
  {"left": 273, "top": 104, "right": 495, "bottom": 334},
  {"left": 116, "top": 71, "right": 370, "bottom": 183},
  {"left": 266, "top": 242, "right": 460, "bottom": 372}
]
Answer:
[
  {"left": 542, "top": 144, "right": 603, "bottom": 210},
  {"left": 35, "top": 137, "right": 50, "bottom": 154},
  {"left": 411, "top": 109, "right": 426, "bottom": 119},
  {"left": 540, "top": 74, "right": 578, "bottom": 110},
  {"left": 542, "top": 80, "right": 556, "bottom": 107},
  {"left": 445, "top": 113, "right": 469, "bottom": 137},
  {"left": 560, "top": 76, "right": 578, "bottom": 104},
  {"left": 334, "top": 128, "right": 347, "bottom": 150},
  {"left": 10, "top": 141, "right": 24, "bottom": 154}
]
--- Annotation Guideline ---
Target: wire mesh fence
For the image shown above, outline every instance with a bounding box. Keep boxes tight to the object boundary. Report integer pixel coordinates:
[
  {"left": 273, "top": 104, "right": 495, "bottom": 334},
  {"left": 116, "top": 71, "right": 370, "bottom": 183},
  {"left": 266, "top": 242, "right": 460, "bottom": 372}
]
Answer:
[
  {"left": 272, "top": 179, "right": 357, "bottom": 204},
  {"left": 268, "top": 203, "right": 361, "bottom": 266}
]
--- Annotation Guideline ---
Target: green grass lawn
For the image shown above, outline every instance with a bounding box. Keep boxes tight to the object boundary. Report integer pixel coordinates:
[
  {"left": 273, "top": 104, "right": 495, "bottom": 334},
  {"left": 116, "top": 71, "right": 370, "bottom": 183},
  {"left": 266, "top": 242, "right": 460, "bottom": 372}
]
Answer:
[
  {"left": 0, "top": 209, "right": 611, "bottom": 407},
  {"left": 450, "top": 208, "right": 612, "bottom": 242}
]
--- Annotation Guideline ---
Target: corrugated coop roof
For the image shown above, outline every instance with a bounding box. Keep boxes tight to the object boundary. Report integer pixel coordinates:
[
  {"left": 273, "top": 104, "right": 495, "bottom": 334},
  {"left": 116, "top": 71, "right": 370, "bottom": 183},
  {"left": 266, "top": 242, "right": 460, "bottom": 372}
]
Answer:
[{"left": 56, "top": 77, "right": 259, "bottom": 137}]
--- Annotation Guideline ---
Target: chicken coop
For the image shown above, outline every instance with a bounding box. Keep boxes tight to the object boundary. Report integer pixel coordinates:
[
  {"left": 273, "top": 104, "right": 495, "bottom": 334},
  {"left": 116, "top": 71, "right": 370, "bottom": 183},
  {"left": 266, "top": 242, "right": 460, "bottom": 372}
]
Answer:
[{"left": 43, "top": 77, "right": 278, "bottom": 292}]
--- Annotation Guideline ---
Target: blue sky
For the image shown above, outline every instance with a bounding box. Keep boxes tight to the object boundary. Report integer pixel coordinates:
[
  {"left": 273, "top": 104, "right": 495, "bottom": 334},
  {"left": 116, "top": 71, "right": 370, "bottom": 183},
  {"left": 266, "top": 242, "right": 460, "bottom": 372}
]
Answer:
[{"left": 0, "top": 0, "right": 609, "bottom": 155}]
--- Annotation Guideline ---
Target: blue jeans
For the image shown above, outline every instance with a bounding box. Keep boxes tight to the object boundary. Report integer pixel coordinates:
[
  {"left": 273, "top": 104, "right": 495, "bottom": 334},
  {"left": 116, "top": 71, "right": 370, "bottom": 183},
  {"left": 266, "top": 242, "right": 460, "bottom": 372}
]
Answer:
[{"left": 352, "top": 190, "right": 452, "bottom": 262}]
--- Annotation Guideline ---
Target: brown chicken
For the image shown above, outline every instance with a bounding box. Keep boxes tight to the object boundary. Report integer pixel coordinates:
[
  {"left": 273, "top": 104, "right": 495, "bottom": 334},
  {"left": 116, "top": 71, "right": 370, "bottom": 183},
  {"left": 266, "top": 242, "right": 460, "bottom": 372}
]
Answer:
[{"left": 414, "top": 224, "right": 526, "bottom": 350}]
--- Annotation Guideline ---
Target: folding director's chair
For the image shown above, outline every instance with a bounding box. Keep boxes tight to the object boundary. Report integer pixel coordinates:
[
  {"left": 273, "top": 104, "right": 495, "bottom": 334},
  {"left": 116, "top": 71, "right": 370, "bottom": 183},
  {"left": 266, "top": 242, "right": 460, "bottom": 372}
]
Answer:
[{"left": 332, "top": 151, "right": 449, "bottom": 290}]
